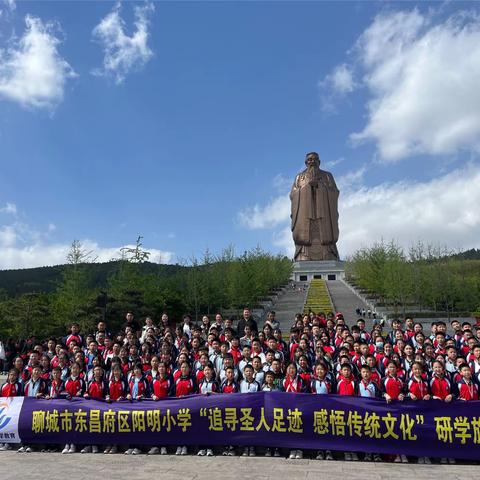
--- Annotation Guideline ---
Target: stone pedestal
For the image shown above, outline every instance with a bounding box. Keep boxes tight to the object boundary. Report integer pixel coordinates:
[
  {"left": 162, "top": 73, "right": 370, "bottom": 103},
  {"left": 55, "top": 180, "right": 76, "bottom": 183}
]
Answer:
[{"left": 291, "top": 260, "right": 345, "bottom": 282}]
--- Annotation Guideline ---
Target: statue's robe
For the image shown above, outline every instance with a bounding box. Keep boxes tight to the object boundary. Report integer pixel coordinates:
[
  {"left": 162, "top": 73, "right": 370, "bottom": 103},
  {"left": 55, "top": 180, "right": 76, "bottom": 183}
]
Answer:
[{"left": 290, "top": 168, "right": 339, "bottom": 261}]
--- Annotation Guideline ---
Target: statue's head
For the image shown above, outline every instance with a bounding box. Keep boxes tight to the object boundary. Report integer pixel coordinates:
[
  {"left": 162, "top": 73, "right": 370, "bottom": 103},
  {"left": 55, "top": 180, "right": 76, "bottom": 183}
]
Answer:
[{"left": 305, "top": 152, "right": 320, "bottom": 167}]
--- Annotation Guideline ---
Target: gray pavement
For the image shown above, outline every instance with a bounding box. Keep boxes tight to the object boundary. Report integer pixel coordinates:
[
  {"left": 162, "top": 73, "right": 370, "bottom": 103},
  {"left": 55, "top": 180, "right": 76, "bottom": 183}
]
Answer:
[
  {"left": 273, "top": 283, "right": 308, "bottom": 331},
  {"left": 0, "top": 452, "right": 477, "bottom": 480},
  {"left": 326, "top": 280, "right": 370, "bottom": 326}
]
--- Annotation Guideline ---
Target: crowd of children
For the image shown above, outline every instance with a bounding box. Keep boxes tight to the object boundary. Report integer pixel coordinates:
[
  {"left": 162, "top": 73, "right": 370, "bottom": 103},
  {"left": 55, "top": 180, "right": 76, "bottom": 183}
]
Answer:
[{"left": 1, "top": 309, "right": 479, "bottom": 463}]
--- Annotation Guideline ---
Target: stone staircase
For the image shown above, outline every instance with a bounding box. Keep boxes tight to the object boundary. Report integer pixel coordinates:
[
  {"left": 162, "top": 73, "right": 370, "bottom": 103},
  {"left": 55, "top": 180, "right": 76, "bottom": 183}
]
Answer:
[
  {"left": 326, "top": 279, "right": 371, "bottom": 327},
  {"left": 272, "top": 282, "right": 309, "bottom": 331}
]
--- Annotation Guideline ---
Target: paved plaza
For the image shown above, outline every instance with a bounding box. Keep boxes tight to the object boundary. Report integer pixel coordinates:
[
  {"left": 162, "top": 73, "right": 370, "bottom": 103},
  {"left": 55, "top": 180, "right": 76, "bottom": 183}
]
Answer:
[{"left": 0, "top": 453, "right": 478, "bottom": 480}]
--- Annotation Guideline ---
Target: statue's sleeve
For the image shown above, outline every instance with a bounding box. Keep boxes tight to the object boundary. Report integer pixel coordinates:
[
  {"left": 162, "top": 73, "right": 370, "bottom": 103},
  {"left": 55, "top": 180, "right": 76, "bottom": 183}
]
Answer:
[
  {"left": 290, "top": 178, "right": 300, "bottom": 231},
  {"left": 328, "top": 173, "right": 339, "bottom": 242}
]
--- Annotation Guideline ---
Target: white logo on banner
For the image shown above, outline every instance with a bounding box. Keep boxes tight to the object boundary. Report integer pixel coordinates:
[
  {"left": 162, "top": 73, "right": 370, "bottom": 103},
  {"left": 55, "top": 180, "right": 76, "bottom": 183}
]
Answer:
[{"left": 0, "top": 397, "right": 24, "bottom": 443}]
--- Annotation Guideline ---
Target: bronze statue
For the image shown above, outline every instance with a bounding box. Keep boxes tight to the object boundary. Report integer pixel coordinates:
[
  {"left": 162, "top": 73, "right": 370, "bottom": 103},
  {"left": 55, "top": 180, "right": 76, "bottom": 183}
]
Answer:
[{"left": 290, "top": 152, "right": 340, "bottom": 261}]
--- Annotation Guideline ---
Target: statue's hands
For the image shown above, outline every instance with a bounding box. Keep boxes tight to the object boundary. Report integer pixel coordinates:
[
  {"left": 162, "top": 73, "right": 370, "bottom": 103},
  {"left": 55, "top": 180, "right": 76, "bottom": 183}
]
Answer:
[{"left": 309, "top": 179, "right": 318, "bottom": 188}]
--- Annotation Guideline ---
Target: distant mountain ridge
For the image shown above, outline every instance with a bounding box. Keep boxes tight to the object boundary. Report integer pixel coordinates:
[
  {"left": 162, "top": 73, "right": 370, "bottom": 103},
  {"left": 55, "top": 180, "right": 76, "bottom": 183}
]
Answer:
[{"left": 0, "top": 261, "right": 185, "bottom": 297}]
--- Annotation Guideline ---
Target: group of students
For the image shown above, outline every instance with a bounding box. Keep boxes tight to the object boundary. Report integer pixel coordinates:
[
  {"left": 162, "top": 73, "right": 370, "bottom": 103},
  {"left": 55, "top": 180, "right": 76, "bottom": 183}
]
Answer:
[{"left": 1, "top": 309, "right": 479, "bottom": 463}]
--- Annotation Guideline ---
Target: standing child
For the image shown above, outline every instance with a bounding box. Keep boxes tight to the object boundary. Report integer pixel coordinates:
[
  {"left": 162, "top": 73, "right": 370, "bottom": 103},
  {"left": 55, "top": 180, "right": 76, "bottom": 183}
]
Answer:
[
  {"left": 197, "top": 363, "right": 218, "bottom": 457},
  {"left": 220, "top": 366, "right": 239, "bottom": 456},
  {"left": 283, "top": 363, "right": 305, "bottom": 459},
  {"left": 82, "top": 366, "right": 107, "bottom": 454},
  {"left": 174, "top": 362, "right": 196, "bottom": 455},
  {"left": 358, "top": 365, "right": 381, "bottom": 462},
  {"left": 104, "top": 364, "right": 127, "bottom": 454},
  {"left": 381, "top": 361, "right": 407, "bottom": 463},
  {"left": 311, "top": 362, "right": 334, "bottom": 461}
]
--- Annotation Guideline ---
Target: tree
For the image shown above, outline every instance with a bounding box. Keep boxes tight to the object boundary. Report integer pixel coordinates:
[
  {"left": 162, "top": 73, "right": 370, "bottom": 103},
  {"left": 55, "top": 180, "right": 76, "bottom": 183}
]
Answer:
[{"left": 52, "top": 240, "right": 96, "bottom": 333}]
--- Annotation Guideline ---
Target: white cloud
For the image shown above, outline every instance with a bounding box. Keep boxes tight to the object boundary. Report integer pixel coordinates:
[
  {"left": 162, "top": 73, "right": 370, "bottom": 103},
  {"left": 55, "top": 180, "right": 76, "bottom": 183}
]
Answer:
[
  {"left": 92, "top": 2, "right": 154, "bottom": 84},
  {"left": 0, "top": 218, "right": 174, "bottom": 269},
  {"left": 322, "top": 63, "right": 356, "bottom": 94},
  {"left": 0, "top": 15, "right": 76, "bottom": 109},
  {"left": 349, "top": 9, "right": 480, "bottom": 162},
  {"left": 239, "top": 164, "right": 480, "bottom": 258},
  {"left": 238, "top": 194, "right": 290, "bottom": 230},
  {"left": 319, "top": 63, "right": 356, "bottom": 112},
  {"left": 0, "top": 202, "right": 17, "bottom": 215}
]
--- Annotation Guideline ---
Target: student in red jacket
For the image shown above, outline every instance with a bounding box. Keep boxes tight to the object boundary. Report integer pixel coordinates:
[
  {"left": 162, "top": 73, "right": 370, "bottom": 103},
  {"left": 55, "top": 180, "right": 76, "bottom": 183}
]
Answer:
[
  {"left": 82, "top": 366, "right": 107, "bottom": 454},
  {"left": 430, "top": 361, "right": 453, "bottom": 402},
  {"left": 407, "top": 362, "right": 431, "bottom": 464},
  {"left": 336, "top": 364, "right": 359, "bottom": 461},
  {"left": 64, "top": 362, "right": 86, "bottom": 399},
  {"left": 220, "top": 366, "right": 239, "bottom": 457},
  {"left": 147, "top": 362, "right": 172, "bottom": 456},
  {"left": 174, "top": 362, "right": 196, "bottom": 456},
  {"left": 381, "top": 362, "right": 407, "bottom": 463},
  {"left": 429, "top": 361, "right": 456, "bottom": 465},
  {"left": 457, "top": 363, "right": 479, "bottom": 401}
]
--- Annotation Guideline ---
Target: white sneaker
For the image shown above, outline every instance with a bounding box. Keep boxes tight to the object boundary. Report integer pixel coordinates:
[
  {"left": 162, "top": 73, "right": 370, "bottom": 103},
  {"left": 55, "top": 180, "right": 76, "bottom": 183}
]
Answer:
[
  {"left": 206, "top": 449, "right": 213, "bottom": 456},
  {"left": 401, "top": 454, "right": 408, "bottom": 463},
  {"left": 160, "top": 447, "right": 167, "bottom": 455},
  {"left": 25, "top": 447, "right": 34, "bottom": 453},
  {"left": 148, "top": 447, "right": 159, "bottom": 455},
  {"left": 295, "top": 450, "right": 303, "bottom": 459},
  {"left": 181, "top": 446, "right": 187, "bottom": 455},
  {"left": 242, "top": 447, "right": 249, "bottom": 456},
  {"left": 197, "top": 449, "right": 206, "bottom": 456},
  {"left": 124, "top": 448, "right": 133, "bottom": 455},
  {"left": 417, "top": 457, "right": 424, "bottom": 464},
  {"left": 104, "top": 446, "right": 111, "bottom": 454},
  {"left": 345, "top": 452, "right": 352, "bottom": 461},
  {"left": 364, "top": 453, "right": 372, "bottom": 462},
  {"left": 132, "top": 448, "right": 141, "bottom": 455},
  {"left": 62, "top": 444, "right": 70, "bottom": 454},
  {"left": 249, "top": 446, "right": 255, "bottom": 457},
  {"left": 325, "top": 451, "right": 333, "bottom": 461},
  {"left": 109, "top": 445, "right": 117, "bottom": 454},
  {"left": 394, "top": 455, "right": 402, "bottom": 463},
  {"left": 274, "top": 448, "right": 281, "bottom": 457},
  {"left": 316, "top": 451, "right": 324, "bottom": 460},
  {"left": 68, "top": 444, "right": 76, "bottom": 454},
  {"left": 440, "top": 458, "right": 447, "bottom": 464},
  {"left": 265, "top": 448, "right": 272, "bottom": 457},
  {"left": 92, "top": 446, "right": 99, "bottom": 454},
  {"left": 17, "top": 446, "right": 26, "bottom": 453},
  {"left": 351, "top": 452, "right": 358, "bottom": 461},
  {"left": 448, "top": 458, "right": 456, "bottom": 464},
  {"left": 81, "top": 446, "right": 92, "bottom": 454},
  {"left": 228, "top": 446, "right": 235, "bottom": 456},
  {"left": 373, "top": 454, "right": 382, "bottom": 462},
  {"left": 289, "top": 450, "right": 296, "bottom": 459}
]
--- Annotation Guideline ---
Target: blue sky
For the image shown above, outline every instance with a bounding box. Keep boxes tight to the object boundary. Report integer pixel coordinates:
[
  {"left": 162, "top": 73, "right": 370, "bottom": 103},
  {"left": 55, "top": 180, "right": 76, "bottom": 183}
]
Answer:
[{"left": 1, "top": 1, "right": 480, "bottom": 269}]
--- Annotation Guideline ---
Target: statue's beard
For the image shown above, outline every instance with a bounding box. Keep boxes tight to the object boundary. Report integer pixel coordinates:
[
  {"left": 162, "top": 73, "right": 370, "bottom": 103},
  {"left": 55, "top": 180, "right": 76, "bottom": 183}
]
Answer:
[{"left": 307, "top": 163, "right": 319, "bottom": 179}]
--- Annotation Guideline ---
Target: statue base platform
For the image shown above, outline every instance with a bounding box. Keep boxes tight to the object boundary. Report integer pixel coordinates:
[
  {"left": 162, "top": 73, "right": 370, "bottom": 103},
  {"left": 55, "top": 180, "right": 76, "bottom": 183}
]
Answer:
[{"left": 291, "top": 260, "right": 345, "bottom": 282}]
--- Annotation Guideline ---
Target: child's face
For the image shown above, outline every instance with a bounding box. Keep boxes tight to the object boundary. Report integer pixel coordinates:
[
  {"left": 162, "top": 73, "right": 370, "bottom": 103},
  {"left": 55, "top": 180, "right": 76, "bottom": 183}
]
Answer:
[
  {"left": 226, "top": 369, "right": 234, "bottom": 381},
  {"left": 387, "top": 364, "right": 397, "bottom": 376},
  {"left": 134, "top": 367, "right": 142, "bottom": 378},
  {"left": 341, "top": 367, "right": 351, "bottom": 378},
  {"left": 412, "top": 365, "right": 422, "bottom": 377},
  {"left": 180, "top": 364, "right": 190, "bottom": 376},
  {"left": 252, "top": 358, "right": 261, "bottom": 370},
  {"left": 8, "top": 371, "right": 18, "bottom": 383},
  {"left": 52, "top": 370, "right": 61, "bottom": 381},
  {"left": 361, "top": 369, "right": 371, "bottom": 381},
  {"left": 315, "top": 365, "right": 326, "bottom": 378},
  {"left": 461, "top": 367, "right": 472, "bottom": 380},
  {"left": 433, "top": 363, "right": 444, "bottom": 376},
  {"left": 244, "top": 368, "right": 254, "bottom": 381},
  {"left": 204, "top": 366, "right": 213, "bottom": 379},
  {"left": 266, "top": 374, "right": 274, "bottom": 385},
  {"left": 287, "top": 365, "right": 296, "bottom": 377},
  {"left": 94, "top": 367, "right": 103, "bottom": 380},
  {"left": 71, "top": 364, "right": 80, "bottom": 377}
]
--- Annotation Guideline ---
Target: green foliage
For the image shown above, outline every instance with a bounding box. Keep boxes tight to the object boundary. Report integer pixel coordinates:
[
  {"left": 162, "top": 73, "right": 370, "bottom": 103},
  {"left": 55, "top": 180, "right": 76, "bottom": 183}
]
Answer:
[
  {"left": 346, "top": 240, "right": 480, "bottom": 316},
  {"left": 0, "top": 238, "right": 293, "bottom": 339}
]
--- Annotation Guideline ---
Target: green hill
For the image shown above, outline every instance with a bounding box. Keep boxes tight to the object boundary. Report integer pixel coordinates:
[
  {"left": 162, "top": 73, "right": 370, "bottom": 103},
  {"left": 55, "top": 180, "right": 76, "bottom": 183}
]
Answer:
[{"left": 0, "top": 261, "right": 185, "bottom": 297}]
